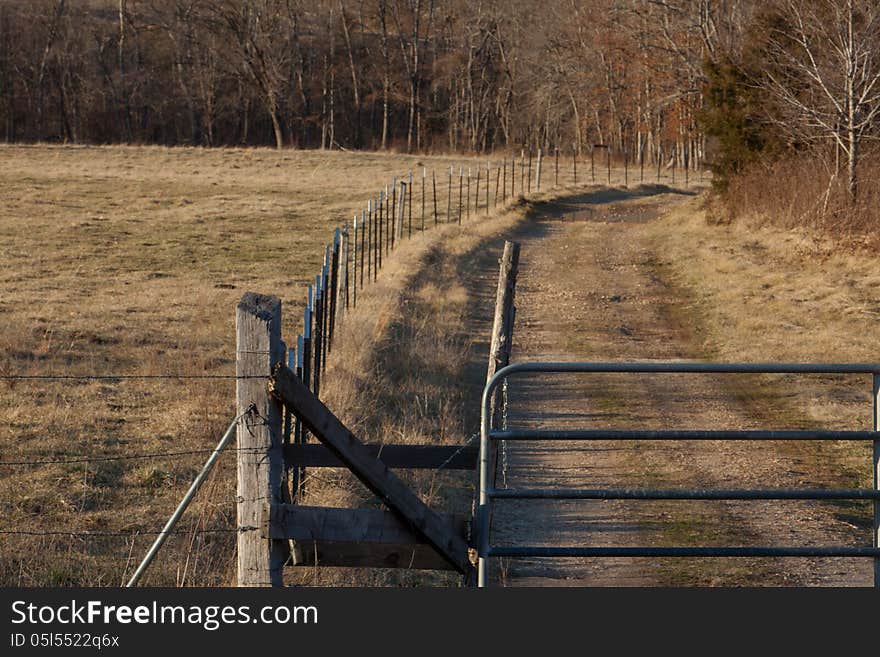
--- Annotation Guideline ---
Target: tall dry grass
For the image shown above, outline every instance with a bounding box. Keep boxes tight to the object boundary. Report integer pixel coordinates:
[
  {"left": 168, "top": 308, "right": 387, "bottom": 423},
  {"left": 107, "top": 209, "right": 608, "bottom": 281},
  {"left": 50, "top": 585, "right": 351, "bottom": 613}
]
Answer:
[
  {"left": 0, "top": 144, "right": 551, "bottom": 587},
  {"left": 719, "top": 150, "right": 880, "bottom": 247},
  {"left": 0, "top": 144, "right": 497, "bottom": 586}
]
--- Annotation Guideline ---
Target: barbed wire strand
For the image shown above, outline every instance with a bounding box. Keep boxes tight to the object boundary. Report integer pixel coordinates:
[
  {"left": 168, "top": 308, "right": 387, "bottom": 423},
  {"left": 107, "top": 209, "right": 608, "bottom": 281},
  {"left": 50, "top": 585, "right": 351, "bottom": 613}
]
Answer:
[
  {"left": 0, "top": 374, "right": 263, "bottom": 380},
  {"left": 0, "top": 445, "right": 269, "bottom": 467},
  {"left": 0, "top": 527, "right": 251, "bottom": 537}
]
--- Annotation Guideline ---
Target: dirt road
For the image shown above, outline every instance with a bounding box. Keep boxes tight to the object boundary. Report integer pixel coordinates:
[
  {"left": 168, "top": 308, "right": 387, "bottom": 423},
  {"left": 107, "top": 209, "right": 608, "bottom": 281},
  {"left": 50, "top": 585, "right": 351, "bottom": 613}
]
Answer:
[{"left": 476, "top": 187, "right": 871, "bottom": 586}]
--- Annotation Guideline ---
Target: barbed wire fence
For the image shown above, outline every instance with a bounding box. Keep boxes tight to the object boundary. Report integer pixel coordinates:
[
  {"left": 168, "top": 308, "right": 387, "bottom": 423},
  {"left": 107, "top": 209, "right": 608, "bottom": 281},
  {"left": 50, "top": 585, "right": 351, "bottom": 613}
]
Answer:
[{"left": 0, "top": 147, "right": 623, "bottom": 586}]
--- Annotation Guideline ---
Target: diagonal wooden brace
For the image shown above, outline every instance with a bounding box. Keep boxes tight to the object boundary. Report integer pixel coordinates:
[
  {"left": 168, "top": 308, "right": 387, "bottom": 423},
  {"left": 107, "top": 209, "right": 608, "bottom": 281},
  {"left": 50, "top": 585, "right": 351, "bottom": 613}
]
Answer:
[{"left": 268, "top": 364, "right": 472, "bottom": 574}]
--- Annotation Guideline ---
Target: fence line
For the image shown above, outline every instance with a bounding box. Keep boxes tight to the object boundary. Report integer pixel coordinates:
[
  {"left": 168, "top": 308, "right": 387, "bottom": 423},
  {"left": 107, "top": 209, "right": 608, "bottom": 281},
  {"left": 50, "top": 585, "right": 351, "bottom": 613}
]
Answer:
[
  {"left": 0, "top": 374, "right": 262, "bottom": 380},
  {"left": 285, "top": 147, "right": 695, "bottom": 460},
  {"left": 1, "top": 145, "right": 701, "bottom": 585}
]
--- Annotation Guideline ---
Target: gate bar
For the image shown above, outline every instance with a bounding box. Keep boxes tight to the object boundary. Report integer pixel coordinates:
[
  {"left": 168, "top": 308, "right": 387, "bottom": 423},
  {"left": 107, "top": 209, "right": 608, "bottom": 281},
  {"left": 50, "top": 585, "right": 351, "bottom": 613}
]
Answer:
[
  {"left": 489, "top": 547, "right": 880, "bottom": 558},
  {"left": 483, "top": 361, "right": 880, "bottom": 375},
  {"left": 491, "top": 429, "right": 879, "bottom": 441},
  {"left": 488, "top": 488, "right": 880, "bottom": 500},
  {"left": 478, "top": 361, "right": 880, "bottom": 588}
]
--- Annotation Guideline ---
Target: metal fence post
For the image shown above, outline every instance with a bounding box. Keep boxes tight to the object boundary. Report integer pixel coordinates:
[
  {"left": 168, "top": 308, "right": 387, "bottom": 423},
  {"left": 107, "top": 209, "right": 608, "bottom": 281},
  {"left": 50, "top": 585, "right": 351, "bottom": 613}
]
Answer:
[{"left": 874, "top": 372, "right": 879, "bottom": 587}]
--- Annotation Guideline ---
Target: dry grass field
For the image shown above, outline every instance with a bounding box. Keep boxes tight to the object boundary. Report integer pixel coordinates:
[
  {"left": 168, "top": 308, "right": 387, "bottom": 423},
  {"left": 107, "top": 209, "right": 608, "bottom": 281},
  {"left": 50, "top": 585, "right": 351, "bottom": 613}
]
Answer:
[
  {"left": 0, "top": 144, "right": 510, "bottom": 586},
  {"left": 641, "top": 198, "right": 880, "bottom": 550},
  {"left": 4, "top": 144, "right": 876, "bottom": 588}
]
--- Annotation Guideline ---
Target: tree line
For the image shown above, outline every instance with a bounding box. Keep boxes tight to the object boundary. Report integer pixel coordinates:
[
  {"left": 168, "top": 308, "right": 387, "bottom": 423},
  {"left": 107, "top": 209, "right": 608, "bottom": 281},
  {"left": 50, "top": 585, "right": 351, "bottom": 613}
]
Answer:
[
  {"left": 0, "top": 0, "right": 728, "bottom": 166},
  {"left": 3, "top": 0, "right": 878, "bottom": 211}
]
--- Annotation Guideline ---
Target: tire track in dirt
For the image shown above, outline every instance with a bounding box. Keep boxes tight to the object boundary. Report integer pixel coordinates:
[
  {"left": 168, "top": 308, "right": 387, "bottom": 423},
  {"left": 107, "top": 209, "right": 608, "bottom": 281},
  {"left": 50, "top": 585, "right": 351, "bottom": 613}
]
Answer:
[{"left": 486, "top": 187, "right": 871, "bottom": 586}]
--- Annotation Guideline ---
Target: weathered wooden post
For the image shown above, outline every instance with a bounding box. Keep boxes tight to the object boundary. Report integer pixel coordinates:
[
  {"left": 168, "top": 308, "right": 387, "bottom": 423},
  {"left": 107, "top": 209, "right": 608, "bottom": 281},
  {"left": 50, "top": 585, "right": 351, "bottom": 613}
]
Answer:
[
  {"left": 422, "top": 167, "right": 426, "bottom": 230},
  {"left": 487, "top": 241, "right": 520, "bottom": 428},
  {"left": 236, "top": 292, "right": 289, "bottom": 586},
  {"left": 476, "top": 240, "right": 520, "bottom": 587}
]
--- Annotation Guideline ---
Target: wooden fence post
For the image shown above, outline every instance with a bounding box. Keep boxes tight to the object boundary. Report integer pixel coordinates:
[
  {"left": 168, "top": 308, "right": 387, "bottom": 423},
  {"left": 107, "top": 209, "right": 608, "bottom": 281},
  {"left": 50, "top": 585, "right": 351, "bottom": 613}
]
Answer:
[
  {"left": 487, "top": 241, "right": 520, "bottom": 430},
  {"left": 475, "top": 241, "right": 520, "bottom": 585},
  {"left": 236, "top": 292, "right": 289, "bottom": 586}
]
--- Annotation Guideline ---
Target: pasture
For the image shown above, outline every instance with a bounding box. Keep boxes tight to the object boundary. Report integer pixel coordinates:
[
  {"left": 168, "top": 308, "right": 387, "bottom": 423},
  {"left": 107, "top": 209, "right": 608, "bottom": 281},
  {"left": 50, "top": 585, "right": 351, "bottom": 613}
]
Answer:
[{"left": 0, "top": 144, "right": 489, "bottom": 585}]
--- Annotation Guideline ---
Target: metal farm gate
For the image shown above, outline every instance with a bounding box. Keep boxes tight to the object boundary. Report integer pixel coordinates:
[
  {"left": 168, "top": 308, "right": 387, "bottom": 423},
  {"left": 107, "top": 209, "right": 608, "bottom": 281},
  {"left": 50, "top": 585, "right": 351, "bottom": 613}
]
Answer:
[{"left": 476, "top": 362, "right": 880, "bottom": 587}]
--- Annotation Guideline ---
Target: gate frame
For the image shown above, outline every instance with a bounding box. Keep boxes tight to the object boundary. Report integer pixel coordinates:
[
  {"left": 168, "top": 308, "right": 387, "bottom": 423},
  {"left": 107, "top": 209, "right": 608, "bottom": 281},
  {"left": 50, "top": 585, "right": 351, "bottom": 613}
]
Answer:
[{"left": 477, "top": 361, "right": 880, "bottom": 587}]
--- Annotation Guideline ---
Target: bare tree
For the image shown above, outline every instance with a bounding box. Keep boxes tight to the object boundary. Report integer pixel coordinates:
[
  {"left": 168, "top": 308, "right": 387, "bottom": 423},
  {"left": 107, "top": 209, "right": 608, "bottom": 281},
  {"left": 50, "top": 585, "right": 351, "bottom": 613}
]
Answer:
[
  {"left": 207, "top": 0, "right": 296, "bottom": 148},
  {"left": 763, "top": 0, "right": 880, "bottom": 201}
]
